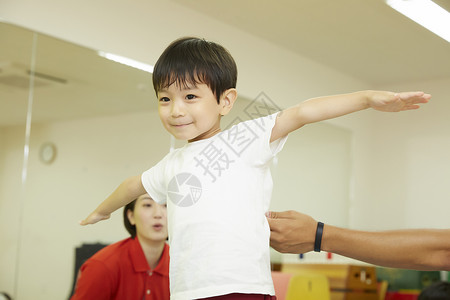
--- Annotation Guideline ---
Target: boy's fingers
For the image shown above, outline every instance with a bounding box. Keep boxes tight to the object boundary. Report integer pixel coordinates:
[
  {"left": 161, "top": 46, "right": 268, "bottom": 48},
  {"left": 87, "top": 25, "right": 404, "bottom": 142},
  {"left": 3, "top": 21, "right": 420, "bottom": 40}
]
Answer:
[
  {"left": 79, "top": 219, "right": 89, "bottom": 226},
  {"left": 397, "top": 91, "right": 423, "bottom": 98},
  {"left": 398, "top": 91, "right": 431, "bottom": 103},
  {"left": 79, "top": 216, "right": 98, "bottom": 226}
]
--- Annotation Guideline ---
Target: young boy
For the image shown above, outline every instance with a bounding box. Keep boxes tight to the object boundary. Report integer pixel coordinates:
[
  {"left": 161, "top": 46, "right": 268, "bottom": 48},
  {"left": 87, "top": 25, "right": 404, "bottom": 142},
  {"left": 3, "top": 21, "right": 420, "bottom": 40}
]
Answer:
[{"left": 81, "top": 37, "right": 430, "bottom": 299}]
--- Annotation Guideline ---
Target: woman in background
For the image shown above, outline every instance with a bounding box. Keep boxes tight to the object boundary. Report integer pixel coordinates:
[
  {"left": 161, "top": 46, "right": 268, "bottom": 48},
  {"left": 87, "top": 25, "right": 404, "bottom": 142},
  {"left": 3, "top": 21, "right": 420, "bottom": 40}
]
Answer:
[{"left": 71, "top": 194, "right": 169, "bottom": 300}]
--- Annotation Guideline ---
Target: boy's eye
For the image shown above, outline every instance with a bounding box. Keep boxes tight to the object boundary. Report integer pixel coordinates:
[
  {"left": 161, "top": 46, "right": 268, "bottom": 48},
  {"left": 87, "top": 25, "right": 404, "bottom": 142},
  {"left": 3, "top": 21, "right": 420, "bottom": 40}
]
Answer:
[
  {"left": 186, "top": 94, "right": 196, "bottom": 100},
  {"left": 159, "top": 97, "right": 170, "bottom": 102}
]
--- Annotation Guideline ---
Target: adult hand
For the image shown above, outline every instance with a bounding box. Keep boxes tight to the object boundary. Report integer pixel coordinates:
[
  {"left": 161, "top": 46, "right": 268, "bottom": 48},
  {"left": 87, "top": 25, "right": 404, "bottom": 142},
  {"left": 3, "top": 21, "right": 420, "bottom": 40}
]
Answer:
[{"left": 266, "top": 210, "right": 317, "bottom": 254}]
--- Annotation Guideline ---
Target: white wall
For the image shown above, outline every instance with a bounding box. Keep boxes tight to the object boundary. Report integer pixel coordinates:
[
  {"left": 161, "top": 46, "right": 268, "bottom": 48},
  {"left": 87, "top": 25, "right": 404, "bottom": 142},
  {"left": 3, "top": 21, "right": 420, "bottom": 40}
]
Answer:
[
  {"left": 1, "top": 111, "right": 170, "bottom": 299},
  {"left": 271, "top": 123, "right": 352, "bottom": 225},
  {"left": 326, "top": 76, "right": 450, "bottom": 230},
  {"left": 347, "top": 77, "right": 450, "bottom": 230},
  {"left": 0, "top": 127, "right": 23, "bottom": 297}
]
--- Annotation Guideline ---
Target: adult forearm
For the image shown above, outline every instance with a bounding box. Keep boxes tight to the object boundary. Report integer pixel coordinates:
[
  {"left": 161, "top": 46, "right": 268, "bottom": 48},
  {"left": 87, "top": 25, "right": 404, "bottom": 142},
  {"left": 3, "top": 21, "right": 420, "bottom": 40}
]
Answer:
[{"left": 322, "top": 225, "right": 450, "bottom": 271}]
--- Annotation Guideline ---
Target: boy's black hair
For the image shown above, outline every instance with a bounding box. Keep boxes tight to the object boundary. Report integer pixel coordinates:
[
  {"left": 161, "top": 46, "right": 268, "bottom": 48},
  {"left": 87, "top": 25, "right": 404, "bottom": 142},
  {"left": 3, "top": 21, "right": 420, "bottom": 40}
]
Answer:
[
  {"left": 123, "top": 199, "right": 137, "bottom": 238},
  {"left": 152, "top": 37, "right": 237, "bottom": 103}
]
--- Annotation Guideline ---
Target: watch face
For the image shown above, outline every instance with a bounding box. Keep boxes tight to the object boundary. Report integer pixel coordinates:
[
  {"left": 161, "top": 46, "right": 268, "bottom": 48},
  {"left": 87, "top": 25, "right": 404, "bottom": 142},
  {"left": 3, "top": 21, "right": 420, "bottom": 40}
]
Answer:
[{"left": 39, "top": 142, "right": 56, "bottom": 164}]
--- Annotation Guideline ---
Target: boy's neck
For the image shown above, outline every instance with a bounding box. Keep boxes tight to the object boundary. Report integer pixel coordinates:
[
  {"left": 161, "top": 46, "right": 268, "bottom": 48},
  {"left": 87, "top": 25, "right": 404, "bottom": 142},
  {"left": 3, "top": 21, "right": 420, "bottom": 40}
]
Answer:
[{"left": 188, "top": 127, "right": 222, "bottom": 143}]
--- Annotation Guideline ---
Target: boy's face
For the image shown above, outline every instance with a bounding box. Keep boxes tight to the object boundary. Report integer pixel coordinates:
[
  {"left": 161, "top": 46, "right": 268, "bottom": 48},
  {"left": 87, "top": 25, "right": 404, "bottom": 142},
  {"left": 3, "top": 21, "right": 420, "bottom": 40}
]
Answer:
[{"left": 157, "top": 83, "right": 225, "bottom": 142}]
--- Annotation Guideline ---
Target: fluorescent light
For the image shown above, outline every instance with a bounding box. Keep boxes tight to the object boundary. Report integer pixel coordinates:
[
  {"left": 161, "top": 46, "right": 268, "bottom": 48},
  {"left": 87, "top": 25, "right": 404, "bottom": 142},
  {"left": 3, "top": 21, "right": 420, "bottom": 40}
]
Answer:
[
  {"left": 386, "top": 0, "right": 450, "bottom": 43},
  {"left": 98, "top": 51, "right": 154, "bottom": 73}
]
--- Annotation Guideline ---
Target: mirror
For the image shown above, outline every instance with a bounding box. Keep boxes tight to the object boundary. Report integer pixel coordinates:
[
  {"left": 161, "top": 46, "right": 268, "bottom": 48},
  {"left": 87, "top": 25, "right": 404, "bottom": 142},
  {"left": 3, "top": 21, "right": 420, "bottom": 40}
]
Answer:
[
  {"left": 0, "top": 22, "right": 351, "bottom": 299},
  {"left": 0, "top": 22, "right": 36, "bottom": 299}
]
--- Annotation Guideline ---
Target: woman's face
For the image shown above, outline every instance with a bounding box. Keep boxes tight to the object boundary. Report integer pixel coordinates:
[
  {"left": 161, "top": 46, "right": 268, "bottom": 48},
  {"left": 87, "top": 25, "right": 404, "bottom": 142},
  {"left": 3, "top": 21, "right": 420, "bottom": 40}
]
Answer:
[{"left": 128, "top": 194, "right": 168, "bottom": 242}]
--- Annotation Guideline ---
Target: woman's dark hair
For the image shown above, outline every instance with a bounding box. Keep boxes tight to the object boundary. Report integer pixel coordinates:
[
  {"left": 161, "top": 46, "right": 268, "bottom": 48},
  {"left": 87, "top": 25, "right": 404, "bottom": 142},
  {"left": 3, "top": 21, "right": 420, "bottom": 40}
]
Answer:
[
  {"left": 123, "top": 198, "right": 138, "bottom": 238},
  {"left": 418, "top": 281, "right": 450, "bottom": 300},
  {"left": 152, "top": 37, "right": 237, "bottom": 103}
]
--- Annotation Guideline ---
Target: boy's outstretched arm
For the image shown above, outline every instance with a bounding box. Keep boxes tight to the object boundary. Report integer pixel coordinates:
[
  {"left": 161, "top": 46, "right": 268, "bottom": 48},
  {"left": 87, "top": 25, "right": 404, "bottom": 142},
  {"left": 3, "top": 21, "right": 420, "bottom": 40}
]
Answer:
[
  {"left": 270, "top": 90, "right": 431, "bottom": 142},
  {"left": 80, "top": 175, "right": 146, "bottom": 225}
]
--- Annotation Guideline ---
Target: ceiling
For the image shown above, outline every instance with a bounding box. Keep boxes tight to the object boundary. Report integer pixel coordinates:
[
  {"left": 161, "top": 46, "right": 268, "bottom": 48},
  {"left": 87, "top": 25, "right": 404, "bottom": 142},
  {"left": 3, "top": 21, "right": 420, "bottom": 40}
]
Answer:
[
  {"left": 1, "top": 0, "right": 449, "bottom": 128},
  {"left": 0, "top": 22, "right": 156, "bottom": 127},
  {"left": 175, "top": 0, "right": 450, "bottom": 86}
]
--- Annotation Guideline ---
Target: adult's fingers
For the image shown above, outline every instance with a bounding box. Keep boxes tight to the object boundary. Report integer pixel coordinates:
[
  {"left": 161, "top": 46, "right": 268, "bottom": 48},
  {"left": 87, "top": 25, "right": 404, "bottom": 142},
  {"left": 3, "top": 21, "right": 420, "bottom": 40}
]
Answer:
[
  {"left": 269, "top": 228, "right": 283, "bottom": 241},
  {"left": 267, "top": 217, "right": 283, "bottom": 233},
  {"left": 266, "top": 210, "right": 297, "bottom": 220}
]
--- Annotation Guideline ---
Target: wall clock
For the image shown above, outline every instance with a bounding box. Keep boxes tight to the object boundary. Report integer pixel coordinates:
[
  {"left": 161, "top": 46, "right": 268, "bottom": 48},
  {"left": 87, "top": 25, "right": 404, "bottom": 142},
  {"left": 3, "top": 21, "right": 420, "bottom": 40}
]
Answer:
[{"left": 39, "top": 142, "right": 57, "bottom": 164}]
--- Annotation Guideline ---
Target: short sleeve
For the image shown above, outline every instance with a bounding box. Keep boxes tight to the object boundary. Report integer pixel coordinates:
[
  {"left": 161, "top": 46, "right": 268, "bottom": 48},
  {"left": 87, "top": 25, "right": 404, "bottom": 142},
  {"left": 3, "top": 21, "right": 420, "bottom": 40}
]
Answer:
[
  {"left": 238, "top": 112, "right": 288, "bottom": 162},
  {"left": 141, "top": 156, "right": 169, "bottom": 205}
]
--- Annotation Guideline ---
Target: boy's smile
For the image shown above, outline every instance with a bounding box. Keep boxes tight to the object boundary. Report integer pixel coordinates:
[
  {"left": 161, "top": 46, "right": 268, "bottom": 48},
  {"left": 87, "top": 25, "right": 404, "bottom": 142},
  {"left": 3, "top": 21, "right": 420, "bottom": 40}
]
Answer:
[{"left": 157, "top": 83, "right": 235, "bottom": 142}]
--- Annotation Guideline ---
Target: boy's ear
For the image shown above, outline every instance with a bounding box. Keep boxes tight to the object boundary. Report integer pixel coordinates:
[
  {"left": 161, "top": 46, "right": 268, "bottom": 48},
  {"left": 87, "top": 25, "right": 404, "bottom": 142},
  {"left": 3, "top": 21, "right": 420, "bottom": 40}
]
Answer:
[{"left": 219, "top": 88, "right": 237, "bottom": 116}]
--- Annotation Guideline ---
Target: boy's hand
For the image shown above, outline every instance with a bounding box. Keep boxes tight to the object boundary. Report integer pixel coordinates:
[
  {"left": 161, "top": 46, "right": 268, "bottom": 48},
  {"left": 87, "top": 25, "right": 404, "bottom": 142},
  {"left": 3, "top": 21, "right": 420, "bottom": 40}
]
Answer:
[
  {"left": 369, "top": 91, "right": 431, "bottom": 112},
  {"left": 79, "top": 211, "right": 110, "bottom": 226}
]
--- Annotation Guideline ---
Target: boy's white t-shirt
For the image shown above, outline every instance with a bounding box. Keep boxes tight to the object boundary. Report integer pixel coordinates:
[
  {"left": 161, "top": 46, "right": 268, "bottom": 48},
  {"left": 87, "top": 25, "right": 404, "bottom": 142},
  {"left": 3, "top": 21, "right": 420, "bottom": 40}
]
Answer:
[{"left": 142, "top": 113, "right": 287, "bottom": 300}]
